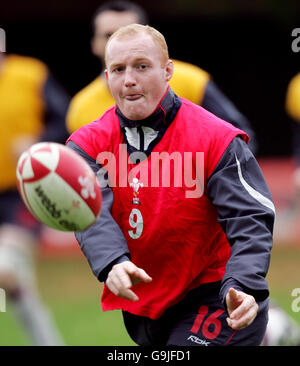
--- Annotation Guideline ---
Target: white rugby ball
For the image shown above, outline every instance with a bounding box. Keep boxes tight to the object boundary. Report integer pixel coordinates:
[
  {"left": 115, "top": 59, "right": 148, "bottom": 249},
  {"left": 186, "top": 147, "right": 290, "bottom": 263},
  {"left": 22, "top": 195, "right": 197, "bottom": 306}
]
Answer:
[{"left": 16, "top": 142, "right": 102, "bottom": 232}]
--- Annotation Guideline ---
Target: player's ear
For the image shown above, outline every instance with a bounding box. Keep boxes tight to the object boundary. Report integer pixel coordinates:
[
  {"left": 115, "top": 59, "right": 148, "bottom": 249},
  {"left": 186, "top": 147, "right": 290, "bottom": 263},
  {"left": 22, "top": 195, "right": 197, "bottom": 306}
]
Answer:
[{"left": 164, "top": 59, "right": 174, "bottom": 82}]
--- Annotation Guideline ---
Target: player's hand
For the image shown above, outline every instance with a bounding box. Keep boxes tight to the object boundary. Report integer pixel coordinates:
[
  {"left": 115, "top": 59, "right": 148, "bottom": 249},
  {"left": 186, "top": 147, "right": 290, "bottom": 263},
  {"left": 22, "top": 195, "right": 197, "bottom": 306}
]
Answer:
[
  {"left": 106, "top": 261, "right": 152, "bottom": 302},
  {"left": 225, "top": 288, "right": 258, "bottom": 330}
]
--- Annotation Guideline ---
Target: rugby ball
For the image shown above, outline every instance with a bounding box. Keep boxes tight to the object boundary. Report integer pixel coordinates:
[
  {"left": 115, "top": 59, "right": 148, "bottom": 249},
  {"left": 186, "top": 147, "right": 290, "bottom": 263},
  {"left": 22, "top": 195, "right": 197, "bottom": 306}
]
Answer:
[{"left": 16, "top": 142, "right": 102, "bottom": 232}]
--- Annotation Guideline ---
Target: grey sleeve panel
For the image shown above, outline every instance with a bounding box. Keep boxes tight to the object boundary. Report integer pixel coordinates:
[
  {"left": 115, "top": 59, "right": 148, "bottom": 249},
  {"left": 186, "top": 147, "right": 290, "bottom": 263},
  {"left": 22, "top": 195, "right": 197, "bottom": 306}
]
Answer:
[
  {"left": 206, "top": 137, "right": 274, "bottom": 303},
  {"left": 67, "top": 140, "right": 130, "bottom": 281}
]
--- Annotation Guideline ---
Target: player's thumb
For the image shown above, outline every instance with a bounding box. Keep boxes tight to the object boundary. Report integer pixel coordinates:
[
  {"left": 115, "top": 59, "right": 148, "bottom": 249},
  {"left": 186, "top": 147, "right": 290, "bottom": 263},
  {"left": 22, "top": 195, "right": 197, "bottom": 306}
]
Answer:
[
  {"left": 226, "top": 288, "right": 240, "bottom": 313},
  {"left": 132, "top": 267, "right": 152, "bottom": 285}
]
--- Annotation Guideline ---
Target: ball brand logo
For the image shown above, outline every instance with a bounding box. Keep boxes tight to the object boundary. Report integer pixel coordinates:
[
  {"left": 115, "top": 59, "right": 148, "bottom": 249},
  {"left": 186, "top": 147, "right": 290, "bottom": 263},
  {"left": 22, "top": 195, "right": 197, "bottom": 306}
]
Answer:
[
  {"left": 58, "top": 220, "right": 79, "bottom": 232},
  {"left": 35, "top": 185, "right": 61, "bottom": 218},
  {"left": 0, "top": 28, "right": 5, "bottom": 53},
  {"left": 78, "top": 175, "right": 96, "bottom": 199},
  {"left": 35, "top": 185, "right": 79, "bottom": 231},
  {"left": 0, "top": 288, "right": 5, "bottom": 313}
]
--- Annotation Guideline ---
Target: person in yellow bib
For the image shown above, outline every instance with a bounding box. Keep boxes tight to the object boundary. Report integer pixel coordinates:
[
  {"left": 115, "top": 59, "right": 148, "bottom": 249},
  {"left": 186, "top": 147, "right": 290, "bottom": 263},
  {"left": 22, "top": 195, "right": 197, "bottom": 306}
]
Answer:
[
  {"left": 0, "top": 50, "right": 69, "bottom": 345},
  {"left": 286, "top": 72, "right": 300, "bottom": 185},
  {"left": 66, "top": 0, "right": 257, "bottom": 154}
]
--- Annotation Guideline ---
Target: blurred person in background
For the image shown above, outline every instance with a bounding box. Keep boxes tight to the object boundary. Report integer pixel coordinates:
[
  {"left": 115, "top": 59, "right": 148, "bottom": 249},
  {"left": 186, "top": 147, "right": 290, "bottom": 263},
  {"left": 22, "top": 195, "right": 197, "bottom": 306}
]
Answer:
[
  {"left": 66, "top": 0, "right": 300, "bottom": 346},
  {"left": 66, "top": 0, "right": 257, "bottom": 154},
  {"left": 261, "top": 302, "right": 300, "bottom": 346},
  {"left": 0, "top": 33, "right": 69, "bottom": 345},
  {"left": 286, "top": 73, "right": 300, "bottom": 201}
]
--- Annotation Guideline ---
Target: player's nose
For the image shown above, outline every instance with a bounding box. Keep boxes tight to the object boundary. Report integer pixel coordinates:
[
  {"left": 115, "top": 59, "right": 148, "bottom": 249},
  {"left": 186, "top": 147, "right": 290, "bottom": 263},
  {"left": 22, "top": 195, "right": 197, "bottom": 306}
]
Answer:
[{"left": 124, "top": 69, "right": 137, "bottom": 87}]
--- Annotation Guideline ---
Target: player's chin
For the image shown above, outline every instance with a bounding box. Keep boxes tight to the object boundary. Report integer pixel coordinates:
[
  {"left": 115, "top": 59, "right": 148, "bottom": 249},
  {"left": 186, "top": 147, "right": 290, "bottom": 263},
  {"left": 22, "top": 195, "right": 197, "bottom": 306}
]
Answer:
[{"left": 122, "top": 104, "right": 150, "bottom": 121}]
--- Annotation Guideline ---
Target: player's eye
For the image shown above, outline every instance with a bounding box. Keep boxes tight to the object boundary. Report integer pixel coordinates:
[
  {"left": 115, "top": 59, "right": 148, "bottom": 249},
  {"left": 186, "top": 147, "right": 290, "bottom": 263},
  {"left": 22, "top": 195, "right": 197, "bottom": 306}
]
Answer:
[
  {"left": 112, "top": 66, "right": 124, "bottom": 73},
  {"left": 137, "top": 64, "right": 147, "bottom": 70}
]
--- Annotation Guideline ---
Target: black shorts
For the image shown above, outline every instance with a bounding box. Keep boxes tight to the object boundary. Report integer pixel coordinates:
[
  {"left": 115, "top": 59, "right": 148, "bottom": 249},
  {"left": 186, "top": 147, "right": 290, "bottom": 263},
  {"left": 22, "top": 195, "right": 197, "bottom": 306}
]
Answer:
[
  {"left": 0, "top": 189, "right": 41, "bottom": 234},
  {"left": 122, "top": 282, "right": 269, "bottom": 346}
]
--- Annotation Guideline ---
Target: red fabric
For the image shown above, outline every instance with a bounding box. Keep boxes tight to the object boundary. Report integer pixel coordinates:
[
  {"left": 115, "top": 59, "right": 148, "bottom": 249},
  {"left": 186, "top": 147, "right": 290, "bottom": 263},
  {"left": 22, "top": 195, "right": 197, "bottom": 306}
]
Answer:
[{"left": 69, "top": 98, "right": 248, "bottom": 319}]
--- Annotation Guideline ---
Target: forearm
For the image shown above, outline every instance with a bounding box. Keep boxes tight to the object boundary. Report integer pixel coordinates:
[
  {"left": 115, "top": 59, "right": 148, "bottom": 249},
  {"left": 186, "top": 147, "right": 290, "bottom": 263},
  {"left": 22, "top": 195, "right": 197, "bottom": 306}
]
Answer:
[{"left": 207, "top": 137, "right": 274, "bottom": 304}]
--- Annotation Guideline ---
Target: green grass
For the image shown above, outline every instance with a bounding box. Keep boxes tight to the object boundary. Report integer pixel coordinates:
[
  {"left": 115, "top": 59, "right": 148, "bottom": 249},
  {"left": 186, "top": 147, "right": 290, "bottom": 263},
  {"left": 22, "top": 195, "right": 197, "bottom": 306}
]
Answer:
[
  {"left": 0, "top": 254, "right": 136, "bottom": 346},
  {"left": 267, "top": 244, "right": 300, "bottom": 324},
  {"left": 0, "top": 243, "right": 299, "bottom": 346},
  {"left": 0, "top": 296, "right": 136, "bottom": 346}
]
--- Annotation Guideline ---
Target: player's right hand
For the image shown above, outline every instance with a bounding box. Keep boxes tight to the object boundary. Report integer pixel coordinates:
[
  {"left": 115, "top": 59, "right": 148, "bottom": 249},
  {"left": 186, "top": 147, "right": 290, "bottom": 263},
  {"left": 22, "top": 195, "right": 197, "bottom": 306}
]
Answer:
[{"left": 105, "top": 261, "right": 152, "bottom": 301}]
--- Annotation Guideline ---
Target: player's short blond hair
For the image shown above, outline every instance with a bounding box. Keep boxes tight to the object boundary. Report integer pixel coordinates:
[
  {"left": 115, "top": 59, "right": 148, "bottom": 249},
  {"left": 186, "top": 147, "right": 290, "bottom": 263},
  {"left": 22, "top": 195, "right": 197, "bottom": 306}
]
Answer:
[{"left": 105, "top": 24, "right": 169, "bottom": 67}]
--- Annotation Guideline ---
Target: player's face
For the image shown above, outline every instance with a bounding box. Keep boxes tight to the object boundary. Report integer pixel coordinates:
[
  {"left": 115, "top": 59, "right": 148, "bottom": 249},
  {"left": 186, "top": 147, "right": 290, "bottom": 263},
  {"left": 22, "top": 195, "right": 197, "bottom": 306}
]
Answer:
[
  {"left": 105, "top": 33, "right": 173, "bottom": 121},
  {"left": 91, "top": 10, "right": 139, "bottom": 60}
]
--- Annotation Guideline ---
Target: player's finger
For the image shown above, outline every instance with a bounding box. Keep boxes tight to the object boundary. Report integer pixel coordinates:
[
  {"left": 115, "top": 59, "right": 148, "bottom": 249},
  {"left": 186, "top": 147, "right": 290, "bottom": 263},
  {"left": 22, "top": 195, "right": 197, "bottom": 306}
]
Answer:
[
  {"left": 226, "top": 288, "right": 242, "bottom": 314},
  {"left": 119, "top": 288, "right": 139, "bottom": 302},
  {"left": 111, "top": 263, "right": 134, "bottom": 289},
  {"left": 106, "top": 263, "right": 133, "bottom": 295},
  {"left": 132, "top": 267, "right": 152, "bottom": 284},
  {"left": 227, "top": 305, "right": 258, "bottom": 330},
  {"left": 229, "top": 295, "right": 257, "bottom": 320},
  {"left": 119, "top": 261, "right": 152, "bottom": 284},
  {"left": 227, "top": 288, "right": 241, "bottom": 303},
  {"left": 107, "top": 280, "right": 139, "bottom": 301},
  {"left": 106, "top": 272, "right": 139, "bottom": 301},
  {"left": 228, "top": 287, "right": 238, "bottom": 299},
  {"left": 106, "top": 261, "right": 151, "bottom": 301},
  {"left": 105, "top": 278, "right": 119, "bottom": 297}
]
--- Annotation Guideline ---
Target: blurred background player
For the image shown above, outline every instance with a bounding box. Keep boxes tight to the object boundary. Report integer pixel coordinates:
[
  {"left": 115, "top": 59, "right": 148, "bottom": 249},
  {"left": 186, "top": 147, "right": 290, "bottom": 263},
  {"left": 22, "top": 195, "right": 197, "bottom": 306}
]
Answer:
[
  {"left": 286, "top": 72, "right": 300, "bottom": 203},
  {"left": 66, "top": 0, "right": 300, "bottom": 346},
  {"left": 261, "top": 302, "right": 300, "bottom": 346},
  {"left": 66, "top": 0, "right": 257, "bottom": 154},
  {"left": 0, "top": 40, "right": 69, "bottom": 345}
]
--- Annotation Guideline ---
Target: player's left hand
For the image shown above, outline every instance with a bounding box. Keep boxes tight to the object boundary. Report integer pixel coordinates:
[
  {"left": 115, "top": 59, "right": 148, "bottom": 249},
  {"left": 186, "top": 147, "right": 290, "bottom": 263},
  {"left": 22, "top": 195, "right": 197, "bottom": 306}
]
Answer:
[{"left": 225, "top": 288, "right": 258, "bottom": 330}]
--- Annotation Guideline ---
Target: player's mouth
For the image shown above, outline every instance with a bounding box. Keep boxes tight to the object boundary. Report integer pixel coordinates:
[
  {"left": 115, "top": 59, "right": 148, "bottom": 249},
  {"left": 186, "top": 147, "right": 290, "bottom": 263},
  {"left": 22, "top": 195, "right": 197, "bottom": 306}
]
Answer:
[{"left": 124, "top": 94, "right": 143, "bottom": 101}]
